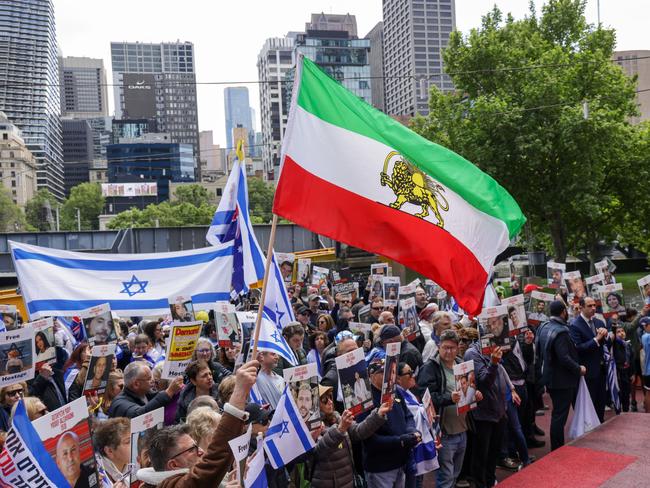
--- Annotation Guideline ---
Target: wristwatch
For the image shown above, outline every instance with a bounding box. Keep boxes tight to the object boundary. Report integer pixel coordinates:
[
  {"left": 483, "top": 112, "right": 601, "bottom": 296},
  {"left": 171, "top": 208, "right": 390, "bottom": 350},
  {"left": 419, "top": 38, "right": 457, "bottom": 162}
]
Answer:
[{"left": 223, "top": 402, "right": 250, "bottom": 422}]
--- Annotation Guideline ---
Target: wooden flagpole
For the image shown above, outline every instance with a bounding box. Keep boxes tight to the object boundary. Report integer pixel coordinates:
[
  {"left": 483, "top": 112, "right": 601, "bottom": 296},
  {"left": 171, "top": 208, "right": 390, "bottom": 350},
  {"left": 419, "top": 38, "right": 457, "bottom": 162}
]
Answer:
[{"left": 251, "top": 213, "right": 279, "bottom": 359}]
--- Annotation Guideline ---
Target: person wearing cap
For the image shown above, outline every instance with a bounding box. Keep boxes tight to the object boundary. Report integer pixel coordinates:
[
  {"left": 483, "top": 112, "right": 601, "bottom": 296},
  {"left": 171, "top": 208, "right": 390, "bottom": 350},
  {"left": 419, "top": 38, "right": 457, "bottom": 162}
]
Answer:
[
  {"left": 422, "top": 311, "right": 455, "bottom": 363},
  {"left": 311, "top": 384, "right": 390, "bottom": 488},
  {"left": 365, "top": 325, "right": 403, "bottom": 364},
  {"left": 535, "top": 300, "right": 585, "bottom": 450},
  {"left": 307, "top": 294, "right": 323, "bottom": 327},
  {"left": 357, "top": 360, "right": 420, "bottom": 487},
  {"left": 640, "top": 316, "right": 650, "bottom": 414},
  {"left": 321, "top": 333, "right": 359, "bottom": 413},
  {"left": 418, "top": 303, "right": 439, "bottom": 343}
]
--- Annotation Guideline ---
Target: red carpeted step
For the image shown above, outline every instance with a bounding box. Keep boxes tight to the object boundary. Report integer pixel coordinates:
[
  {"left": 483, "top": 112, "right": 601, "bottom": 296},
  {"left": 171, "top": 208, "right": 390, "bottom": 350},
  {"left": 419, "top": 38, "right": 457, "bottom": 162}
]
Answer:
[{"left": 498, "top": 445, "right": 637, "bottom": 488}]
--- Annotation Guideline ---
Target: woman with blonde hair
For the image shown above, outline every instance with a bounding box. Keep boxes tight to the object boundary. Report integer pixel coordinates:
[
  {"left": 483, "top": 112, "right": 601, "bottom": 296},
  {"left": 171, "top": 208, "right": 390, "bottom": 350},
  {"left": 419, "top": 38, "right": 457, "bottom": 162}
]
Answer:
[
  {"left": 98, "top": 371, "right": 124, "bottom": 419},
  {"left": 12, "top": 396, "right": 47, "bottom": 421},
  {"left": 0, "top": 382, "right": 27, "bottom": 431},
  {"left": 186, "top": 406, "right": 222, "bottom": 452}
]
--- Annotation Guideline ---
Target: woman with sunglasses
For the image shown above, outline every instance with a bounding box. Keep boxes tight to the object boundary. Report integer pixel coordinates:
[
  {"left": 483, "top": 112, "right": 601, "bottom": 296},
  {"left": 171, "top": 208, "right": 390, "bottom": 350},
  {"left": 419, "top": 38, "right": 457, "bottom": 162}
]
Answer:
[
  {"left": 311, "top": 385, "right": 391, "bottom": 488},
  {"left": 0, "top": 383, "right": 27, "bottom": 431}
]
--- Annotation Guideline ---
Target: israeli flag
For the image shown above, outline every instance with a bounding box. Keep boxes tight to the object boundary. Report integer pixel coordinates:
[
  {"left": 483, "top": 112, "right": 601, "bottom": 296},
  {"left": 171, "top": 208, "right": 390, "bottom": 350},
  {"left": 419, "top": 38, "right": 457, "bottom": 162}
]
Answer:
[
  {"left": 263, "top": 386, "right": 315, "bottom": 469},
  {"left": 11, "top": 241, "right": 234, "bottom": 319},
  {"left": 244, "top": 446, "right": 268, "bottom": 488},
  {"left": 400, "top": 386, "right": 439, "bottom": 475},
  {"left": 255, "top": 315, "right": 297, "bottom": 366},
  {"left": 0, "top": 400, "right": 71, "bottom": 487}
]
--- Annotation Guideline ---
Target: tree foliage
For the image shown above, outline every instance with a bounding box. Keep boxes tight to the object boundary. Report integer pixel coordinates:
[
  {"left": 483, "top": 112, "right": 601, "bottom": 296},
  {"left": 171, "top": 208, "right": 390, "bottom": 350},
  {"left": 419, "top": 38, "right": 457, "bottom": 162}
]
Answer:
[
  {"left": 411, "top": 0, "right": 645, "bottom": 261},
  {"left": 247, "top": 177, "right": 275, "bottom": 224},
  {"left": 174, "top": 184, "right": 210, "bottom": 207},
  {"left": 25, "top": 189, "right": 58, "bottom": 231},
  {"left": 61, "top": 183, "right": 105, "bottom": 231},
  {"left": 0, "top": 187, "right": 28, "bottom": 232}
]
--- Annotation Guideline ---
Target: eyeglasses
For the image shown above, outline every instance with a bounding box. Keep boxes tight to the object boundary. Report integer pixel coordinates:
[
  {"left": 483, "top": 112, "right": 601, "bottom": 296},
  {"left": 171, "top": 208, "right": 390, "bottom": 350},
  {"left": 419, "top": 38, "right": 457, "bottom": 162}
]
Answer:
[
  {"left": 458, "top": 338, "right": 470, "bottom": 344},
  {"left": 169, "top": 443, "right": 201, "bottom": 460},
  {"left": 6, "top": 389, "right": 23, "bottom": 397},
  {"left": 197, "top": 349, "right": 211, "bottom": 354},
  {"left": 320, "top": 395, "right": 333, "bottom": 403},
  {"left": 318, "top": 320, "right": 326, "bottom": 324},
  {"left": 400, "top": 371, "right": 414, "bottom": 377}
]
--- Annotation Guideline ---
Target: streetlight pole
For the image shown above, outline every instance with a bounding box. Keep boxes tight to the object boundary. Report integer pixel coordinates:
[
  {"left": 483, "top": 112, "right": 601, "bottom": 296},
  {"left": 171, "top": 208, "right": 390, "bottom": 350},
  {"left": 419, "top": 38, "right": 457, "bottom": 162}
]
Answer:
[{"left": 75, "top": 207, "right": 81, "bottom": 231}]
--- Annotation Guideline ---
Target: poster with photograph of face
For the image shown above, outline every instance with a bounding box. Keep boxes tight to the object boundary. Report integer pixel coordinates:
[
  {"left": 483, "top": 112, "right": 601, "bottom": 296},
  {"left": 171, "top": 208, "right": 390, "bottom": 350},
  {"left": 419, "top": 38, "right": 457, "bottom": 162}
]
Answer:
[
  {"left": 423, "top": 279, "right": 438, "bottom": 301},
  {"left": 130, "top": 408, "right": 164, "bottom": 488},
  {"left": 296, "top": 258, "right": 311, "bottom": 286},
  {"left": 546, "top": 261, "right": 566, "bottom": 289},
  {"left": 276, "top": 252, "right": 295, "bottom": 283},
  {"left": 216, "top": 312, "right": 241, "bottom": 348},
  {"left": 399, "top": 282, "right": 418, "bottom": 301},
  {"left": 595, "top": 258, "right": 616, "bottom": 285},
  {"left": 382, "top": 276, "right": 400, "bottom": 307},
  {"left": 333, "top": 282, "right": 359, "bottom": 303},
  {"left": 349, "top": 321, "right": 372, "bottom": 340},
  {"left": 0, "top": 327, "right": 34, "bottom": 387},
  {"left": 436, "top": 290, "right": 452, "bottom": 311},
  {"left": 283, "top": 362, "right": 321, "bottom": 431},
  {"left": 358, "top": 304, "right": 371, "bottom": 324},
  {"left": 637, "top": 274, "right": 650, "bottom": 305},
  {"left": 478, "top": 305, "right": 511, "bottom": 354},
  {"left": 370, "top": 263, "right": 388, "bottom": 276},
  {"left": 399, "top": 297, "right": 421, "bottom": 341},
  {"left": 83, "top": 344, "right": 115, "bottom": 397},
  {"left": 422, "top": 388, "right": 437, "bottom": 428},
  {"left": 454, "top": 360, "right": 477, "bottom": 414},
  {"left": 168, "top": 295, "right": 195, "bottom": 322},
  {"left": 0, "top": 304, "right": 18, "bottom": 332},
  {"left": 80, "top": 303, "right": 117, "bottom": 346},
  {"left": 367, "top": 274, "right": 384, "bottom": 301},
  {"left": 30, "top": 317, "right": 57, "bottom": 372},
  {"left": 501, "top": 295, "right": 527, "bottom": 335},
  {"left": 598, "top": 283, "right": 625, "bottom": 318},
  {"left": 33, "top": 397, "right": 99, "bottom": 488},
  {"left": 311, "top": 265, "right": 329, "bottom": 288},
  {"left": 585, "top": 273, "right": 605, "bottom": 298},
  {"left": 527, "top": 291, "right": 555, "bottom": 326},
  {"left": 381, "top": 342, "right": 401, "bottom": 404},
  {"left": 564, "top": 271, "right": 587, "bottom": 302},
  {"left": 335, "top": 347, "right": 374, "bottom": 416}
]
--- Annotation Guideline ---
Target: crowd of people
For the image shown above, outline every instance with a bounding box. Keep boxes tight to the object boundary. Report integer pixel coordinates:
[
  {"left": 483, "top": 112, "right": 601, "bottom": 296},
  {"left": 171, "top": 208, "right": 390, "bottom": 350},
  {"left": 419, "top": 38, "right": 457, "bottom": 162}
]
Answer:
[{"left": 1, "top": 270, "right": 649, "bottom": 488}]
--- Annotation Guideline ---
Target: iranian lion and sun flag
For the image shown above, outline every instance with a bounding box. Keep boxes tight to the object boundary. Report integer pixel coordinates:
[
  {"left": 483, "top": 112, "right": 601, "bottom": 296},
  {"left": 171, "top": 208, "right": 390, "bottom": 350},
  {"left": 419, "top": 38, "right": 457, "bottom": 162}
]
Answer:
[{"left": 274, "top": 55, "right": 526, "bottom": 314}]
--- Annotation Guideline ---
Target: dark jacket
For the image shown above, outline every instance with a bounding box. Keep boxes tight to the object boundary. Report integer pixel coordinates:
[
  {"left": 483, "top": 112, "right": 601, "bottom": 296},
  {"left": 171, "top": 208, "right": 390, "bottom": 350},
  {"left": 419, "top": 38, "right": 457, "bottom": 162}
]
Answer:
[
  {"left": 176, "top": 383, "right": 220, "bottom": 422},
  {"left": 29, "top": 368, "right": 67, "bottom": 413},
  {"left": 357, "top": 386, "right": 416, "bottom": 473},
  {"left": 464, "top": 343, "right": 506, "bottom": 423},
  {"left": 400, "top": 340, "right": 423, "bottom": 372},
  {"left": 570, "top": 315, "right": 606, "bottom": 379},
  {"left": 311, "top": 411, "right": 386, "bottom": 488},
  {"left": 321, "top": 356, "right": 345, "bottom": 413},
  {"left": 501, "top": 339, "right": 534, "bottom": 383},
  {"left": 107, "top": 386, "right": 174, "bottom": 419},
  {"left": 415, "top": 354, "right": 461, "bottom": 432},
  {"left": 536, "top": 317, "right": 582, "bottom": 390},
  {"left": 207, "top": 360, "right": 232, "bottom": 386}
]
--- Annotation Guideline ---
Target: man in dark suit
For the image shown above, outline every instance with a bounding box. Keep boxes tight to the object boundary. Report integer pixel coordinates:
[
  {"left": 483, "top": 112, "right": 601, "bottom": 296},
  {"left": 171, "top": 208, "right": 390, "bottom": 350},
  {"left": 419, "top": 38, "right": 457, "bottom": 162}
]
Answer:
[
  {"left": 569, "top": 296, "right": 609, "bottom": 422},
  {"left": 536, "top": 301, "right": 586, "bottom": 450}
]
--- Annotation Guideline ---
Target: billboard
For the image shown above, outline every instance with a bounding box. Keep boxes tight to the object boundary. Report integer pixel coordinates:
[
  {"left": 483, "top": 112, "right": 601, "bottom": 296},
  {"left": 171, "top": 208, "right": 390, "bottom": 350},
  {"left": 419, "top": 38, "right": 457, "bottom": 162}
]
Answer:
[
  {"left": 101, "top": 183, "right": 158, "bottom": 197},
  {"left": 123, "top": 73, "right": 156, "bottom": 119}
]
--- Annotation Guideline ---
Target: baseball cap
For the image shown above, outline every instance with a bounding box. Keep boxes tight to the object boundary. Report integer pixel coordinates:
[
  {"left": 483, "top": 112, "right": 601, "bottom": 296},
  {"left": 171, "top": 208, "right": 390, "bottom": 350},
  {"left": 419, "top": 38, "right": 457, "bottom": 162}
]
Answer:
[
  {"left": 335, "top": 330, "right": 355, "bottom": 344},
  {"left": 308, "top": 294, "right": 320, "bottom": 302},
  {"left": 245, "top": 403, "right": 273, "bottom": 425},
  {"left": 640, "top": 317, "right": 650, "bottom": 328},
  {"left": 296, "top": 305, "right": 309, "bottom": 315},
  {"left": 379, "top": 325, "right": 402, "bottom": 342}
]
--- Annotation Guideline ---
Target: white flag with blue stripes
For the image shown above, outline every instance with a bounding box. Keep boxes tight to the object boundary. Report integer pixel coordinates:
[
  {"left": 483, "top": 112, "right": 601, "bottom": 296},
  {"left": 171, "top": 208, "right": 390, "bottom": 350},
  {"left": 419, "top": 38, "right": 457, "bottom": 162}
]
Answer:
[
  {"left": 244, "top": 445, "right": 268, "bottom": 488},
  {"left": 400, "top": 385, "right": 439, "bottom": 475},
  {"left": 255, "top": 315, "right": 297, "bottom": 366},
  {"left": 263, "top": 386, "right": 315, "bottom": 469},
  {"left": 10, "top": 240, "right": 233, "bottom": 319}
]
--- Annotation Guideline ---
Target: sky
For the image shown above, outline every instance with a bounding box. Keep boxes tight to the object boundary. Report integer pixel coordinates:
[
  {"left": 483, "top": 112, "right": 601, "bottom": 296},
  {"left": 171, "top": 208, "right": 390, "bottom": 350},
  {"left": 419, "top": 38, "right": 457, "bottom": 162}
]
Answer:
[{"left": 55, "top": 0, "right": 649, "bottom": 148}]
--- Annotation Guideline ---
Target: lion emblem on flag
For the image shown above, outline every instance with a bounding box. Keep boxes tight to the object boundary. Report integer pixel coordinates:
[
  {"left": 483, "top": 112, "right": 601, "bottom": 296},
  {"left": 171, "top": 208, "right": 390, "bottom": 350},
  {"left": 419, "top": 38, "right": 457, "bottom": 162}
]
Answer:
[{"left": 380, "top": 151, "right": 449, "bottom": 228}]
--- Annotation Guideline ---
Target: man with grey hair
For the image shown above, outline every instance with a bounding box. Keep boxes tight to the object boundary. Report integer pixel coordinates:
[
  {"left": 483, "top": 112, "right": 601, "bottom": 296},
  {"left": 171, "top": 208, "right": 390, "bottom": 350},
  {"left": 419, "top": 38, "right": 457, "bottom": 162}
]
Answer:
[
  {"left": 108, "top": 361, "right": 183, "bottom": 418},
  {"left": 423, "top": 311, "right": 455, "bottom": 362}
]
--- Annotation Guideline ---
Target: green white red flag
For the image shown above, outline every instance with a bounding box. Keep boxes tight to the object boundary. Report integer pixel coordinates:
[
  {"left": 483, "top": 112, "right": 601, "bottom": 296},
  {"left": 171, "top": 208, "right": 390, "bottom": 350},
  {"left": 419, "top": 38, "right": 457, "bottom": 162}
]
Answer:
[{"left": 273, "top": 56, "right": 526, "bottom": 314}]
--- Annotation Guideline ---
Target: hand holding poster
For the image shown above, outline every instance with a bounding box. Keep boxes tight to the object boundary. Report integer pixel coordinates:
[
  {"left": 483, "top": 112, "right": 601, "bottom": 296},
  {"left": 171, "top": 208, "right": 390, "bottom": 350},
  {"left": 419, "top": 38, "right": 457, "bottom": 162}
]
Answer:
[
  {"left": 381, "top": 342, "right": 401, "bottom": 404},
  {"left": 30, "top": 317, "right": 57, "bottom": 372},
  {"left": 478, "top": 305, "right": 511, "bottom": 353},
  {"left": 527, "top": 290, "right": 555, "bottom": 326},
  {"left": 335, "top": 347, "right": 374, "bottom": 416},
  {"left": 311, "top": 265, "right": 329, "bottom": 287},
  {"left": 595, "top": 258, "right": 616, "bottom": 284},
  {"left": 130, "top": 408, "right": 164, "bottom": 487},
  {"left": 161, "top": 321, "right": 202, "bottom": 379},
  {"left": 33, "top": 397, "right": 99, "bottom": 488},
  {"left": 0, "top": 304, "right": 18, "bottom": 332},
  {"left": 398, "top": 282, "right": 418, "bottom": 301},
  {"left": 638, "top": 274, "right": 650, "bottom": 305},
  {"left": 228, "top": 424, "right": 252, "bottom": 487},
  {"left": 276, "top": 252, "right": 295, "bottom": 283},
  {"left": 546, "top": 261, "right": 566, "bottom": 289},
  {"left": 399, "top": 297, "right": 421, "bottom": 341},
  {"left": 501, "top": 295, "right": 527, "bottom": 335},
  {"left": 368, "top": 274, "right": 384, "bottom": 300},
  {"left": 586, "top": 273, "right": 605, "bottom": 297},
  {"left": 296, "top": 258, "right": 311, "bottom": 285},
  {"left": 382, "top": 276, "right": 400, "bottom": 307},
  {"left": 80, "top": 303, "right": 116, "bottom": 346},
  {"left": 283, "top": 363, "right": 321, "bottom": 430},
  {"left": 168, "top": 295, "right": 195, "bottom": 322},
  {"left": 82, "top": 344, "right": 116, "bottom": 397},
  {"left": 564, "top": 271, "right": 587, "bottom": 302},
  {"left": 454, "top": 360, "right": 477, "bottom": 414},
  {"left": 215, "top": 310, "right": 242, "bottom": 348},
  {"left": 0, "top": 400, "right": 71, "bottom": 488},
  {"left": 0, "top": 327, "right": 35, "bottom": 388},
  {"left": 597, "top": 283, "right": 625, "bottom": 318}
]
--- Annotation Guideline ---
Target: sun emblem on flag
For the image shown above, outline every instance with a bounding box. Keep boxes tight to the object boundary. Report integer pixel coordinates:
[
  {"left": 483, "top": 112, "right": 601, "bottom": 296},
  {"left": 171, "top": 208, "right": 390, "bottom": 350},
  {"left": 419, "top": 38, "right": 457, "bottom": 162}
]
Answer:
[{"left": 379, "top": 151, "right": 449, "bottom": 228}]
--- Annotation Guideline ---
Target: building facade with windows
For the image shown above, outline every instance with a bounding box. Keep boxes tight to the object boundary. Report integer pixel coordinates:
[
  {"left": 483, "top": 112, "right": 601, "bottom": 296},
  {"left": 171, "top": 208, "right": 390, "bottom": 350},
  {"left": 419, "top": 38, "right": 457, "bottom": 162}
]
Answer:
[
  {"left": 0, "top": 112, "right": 37, "bottom": 207},
  {"left": 59, "top": 56, "right": 109, "bottom": 118}
]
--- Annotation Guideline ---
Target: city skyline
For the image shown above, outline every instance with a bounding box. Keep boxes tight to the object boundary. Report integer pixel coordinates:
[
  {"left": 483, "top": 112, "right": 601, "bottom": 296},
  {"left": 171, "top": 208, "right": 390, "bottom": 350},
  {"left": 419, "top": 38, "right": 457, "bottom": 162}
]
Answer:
[{"left": 55, "top": 0, "right": 649, "bottom": 148}]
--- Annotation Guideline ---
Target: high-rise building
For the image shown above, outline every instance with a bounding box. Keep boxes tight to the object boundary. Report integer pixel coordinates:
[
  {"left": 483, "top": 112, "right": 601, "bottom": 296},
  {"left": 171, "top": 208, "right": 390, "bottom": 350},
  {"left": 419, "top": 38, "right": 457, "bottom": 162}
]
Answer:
[
  {"left": 199, "top": 130, "right": 225, "bottom": 182},
  {"left": 110, "top": 41, "right": 200, "bottom": 168},
  {"left": 383, "top": 0, "right": 456, "bottom": 117},
  {"left": 0, "top": 0, "right": 64, "bottom": 200},
  {"left": 224, "top": 87, "right": 253, "bottom": 151},
  {"left": 61, "top": 118, "right": 93, "bottom": 196},
  {"left": 0, "top": 111, "right": 38, "bottom": 207},
  {"left": 60, "top": 57, "right": 109, "bottom": 118},
  {"left": 614, "top": 50, "right": 650, "bottom": 124},
  {"left": 257, "top": 37, "right": 295, "bottom": 181},
  {"left": 366, "top": 22, "right": 385, "bottom": 112}
]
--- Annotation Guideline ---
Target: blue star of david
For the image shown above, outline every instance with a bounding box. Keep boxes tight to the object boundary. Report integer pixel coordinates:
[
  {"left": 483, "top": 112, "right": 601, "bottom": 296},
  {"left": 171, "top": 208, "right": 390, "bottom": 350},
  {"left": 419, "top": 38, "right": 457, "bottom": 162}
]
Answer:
[
  {"left": 279, "top": 420, "right": 290, "bottom": 437},
  {"left": 270, "top": 330, "right": 282, "bottom": 343},
  {"left": 120, "top": 275, "right": 148, "bottom": 297}
]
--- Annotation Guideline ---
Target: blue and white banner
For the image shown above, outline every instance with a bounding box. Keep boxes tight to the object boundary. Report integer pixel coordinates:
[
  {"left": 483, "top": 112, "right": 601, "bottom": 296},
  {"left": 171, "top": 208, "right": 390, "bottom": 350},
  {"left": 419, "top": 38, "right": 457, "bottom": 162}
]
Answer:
[
  {"left": 400, "top": 386, "right": 439, "bottom": 475},
  {"left": 255, "top": 316, "right": 297, "bottom": 366},
  {"left": 10, "top": 241, "right": 234, "bottom": 319},
  {"left": 0, "top": 400, "right": 71, "bottom": 487},
  {"left": 263, "top": 386, "right": 315, "bottom": 469}
]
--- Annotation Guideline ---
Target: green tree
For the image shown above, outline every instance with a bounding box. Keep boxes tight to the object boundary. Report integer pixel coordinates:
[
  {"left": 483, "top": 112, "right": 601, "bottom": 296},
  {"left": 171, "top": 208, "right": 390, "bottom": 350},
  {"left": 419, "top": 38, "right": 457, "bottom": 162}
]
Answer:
[
  {"left": 25, "top": 189, "right": 59, "bottom": 231},
  {"left": 61, "top": 183, "right": 105, "bottom": 230},
  {"left": 174, "top": 184, "right": 210, "bottom": 207},
  {"left": 107, "top": 201, "right": 216, "bottom": 229},
  {"left": 247, "top": 177, "right": 275, "bottom": 223},
  {"left": 411, "top": 0, "right": 641, "bottom": 262},
  {"left": 0, "top": 188, "right": 28, "bottom": 232}
]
